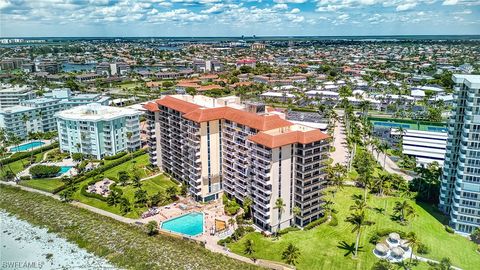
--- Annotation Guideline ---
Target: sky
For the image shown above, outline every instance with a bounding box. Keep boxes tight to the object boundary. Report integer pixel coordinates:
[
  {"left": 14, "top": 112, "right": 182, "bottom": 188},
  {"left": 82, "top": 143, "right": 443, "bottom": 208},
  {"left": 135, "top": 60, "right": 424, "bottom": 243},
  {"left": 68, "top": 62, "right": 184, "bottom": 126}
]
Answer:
[{"left": 0, "top": 0, "right": 479, "bottom": 37}]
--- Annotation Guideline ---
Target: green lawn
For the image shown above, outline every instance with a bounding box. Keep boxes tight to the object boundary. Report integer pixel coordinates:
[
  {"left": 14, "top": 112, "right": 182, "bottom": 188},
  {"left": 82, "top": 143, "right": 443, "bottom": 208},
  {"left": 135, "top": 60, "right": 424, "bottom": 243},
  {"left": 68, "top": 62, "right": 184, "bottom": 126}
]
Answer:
[
  {"left": 19, "top": 178, "right": 65, "bottom": 193},
  {"left": 0, "top": 152, "right": 45, "bottom": 180},
  {"left": 228, "top": 187, "right": 480, "bottom": 270},
  {"left": 72, "top": 154, "right": 177, "bottom": 218},
  {"left": 101, "top": 154, "right": 151, "bottom": 180}
]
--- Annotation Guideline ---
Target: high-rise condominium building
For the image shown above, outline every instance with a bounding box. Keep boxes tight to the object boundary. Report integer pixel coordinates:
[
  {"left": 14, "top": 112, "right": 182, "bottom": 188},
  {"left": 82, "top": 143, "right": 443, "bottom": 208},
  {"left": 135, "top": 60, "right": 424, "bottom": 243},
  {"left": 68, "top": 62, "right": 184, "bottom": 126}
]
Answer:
[
  {"left": 0, "top": 89, "right": 109, "bottom": 139},
  {"left": 144, "top": 95, "right": 330, "bottom": 232},
  {"left": 56, "top": 103, "right": 141, "bottom": 159},
  {"left": 0, "top": 84, "right": 35, "bottom": 108},
  {"left": 439, "top": 74, "right": 480, "bottom": 234}
]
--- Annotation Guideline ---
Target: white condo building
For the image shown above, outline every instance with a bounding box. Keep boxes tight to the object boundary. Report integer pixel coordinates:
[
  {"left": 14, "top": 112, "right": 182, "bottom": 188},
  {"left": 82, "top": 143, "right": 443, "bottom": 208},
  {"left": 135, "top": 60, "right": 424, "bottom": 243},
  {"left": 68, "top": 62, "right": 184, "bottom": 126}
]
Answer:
[
  {"left": 439, "top": 74, "right": 480, "bottom": 234},
  {"left": 56, "top": 103, "right": 141, "bottom": 159}
]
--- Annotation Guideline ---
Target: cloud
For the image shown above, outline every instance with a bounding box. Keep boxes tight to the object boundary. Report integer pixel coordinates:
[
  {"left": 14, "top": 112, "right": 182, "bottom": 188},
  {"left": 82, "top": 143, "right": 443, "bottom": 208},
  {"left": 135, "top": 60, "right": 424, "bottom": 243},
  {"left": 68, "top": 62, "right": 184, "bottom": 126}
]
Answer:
[
  {"left": 396, "top": 2, "right": 417, "bottom": 11},
  {"left": 290, "top": 8, "right": 300, "bottom": 13},
  {"left": 442, "top": 0, "right": 458, "bottom": 4},
  {"left": 273, "top": 0, "right": 308, "bottom": 3},
  {"left": 273, "top": 3, "right": 288, "bottom": 10}
]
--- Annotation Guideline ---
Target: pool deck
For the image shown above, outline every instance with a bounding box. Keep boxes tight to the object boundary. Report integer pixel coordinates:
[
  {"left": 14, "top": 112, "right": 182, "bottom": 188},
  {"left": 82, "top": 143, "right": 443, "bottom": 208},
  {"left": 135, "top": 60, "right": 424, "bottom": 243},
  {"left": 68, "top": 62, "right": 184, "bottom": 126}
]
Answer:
[
  {"left": 142, "top": 197, "right": 233, "bottom": 243},
  {"left": 17, "top": 158, "right": 78, "bottom": 179}
]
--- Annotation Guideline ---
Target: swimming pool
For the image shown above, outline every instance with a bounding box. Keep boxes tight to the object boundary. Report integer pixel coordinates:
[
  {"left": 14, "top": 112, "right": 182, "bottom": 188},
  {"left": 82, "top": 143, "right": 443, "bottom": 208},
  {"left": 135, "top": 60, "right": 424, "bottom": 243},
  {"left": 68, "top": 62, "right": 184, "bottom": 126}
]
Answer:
[
  {"left": 373, "top": 121, "right": 411, "bottom": 129},
  {"left": 161, "top": 212, "right": 204, "bottom": 236},
  {"left": 10, "top": 141, "right": 45, "bottom": 152},
  {"left": 58, "top": 166, "right": 73, "bottom": 175}
]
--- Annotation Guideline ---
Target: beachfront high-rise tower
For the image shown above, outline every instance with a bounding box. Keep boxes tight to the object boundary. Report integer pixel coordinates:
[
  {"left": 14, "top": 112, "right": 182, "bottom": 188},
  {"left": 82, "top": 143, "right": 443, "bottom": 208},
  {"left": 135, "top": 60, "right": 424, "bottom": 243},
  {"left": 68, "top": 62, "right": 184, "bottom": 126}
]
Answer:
[{"left": 439, "top": 74, "right": 480, "bottom": 234}]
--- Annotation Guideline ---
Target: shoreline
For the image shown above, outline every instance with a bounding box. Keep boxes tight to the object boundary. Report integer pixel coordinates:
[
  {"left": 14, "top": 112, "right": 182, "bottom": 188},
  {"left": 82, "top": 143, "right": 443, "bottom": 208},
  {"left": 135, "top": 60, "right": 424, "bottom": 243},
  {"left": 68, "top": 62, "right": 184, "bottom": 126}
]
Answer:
[{"left": 1, "top": 211, "right": 117, "bottom": 270}]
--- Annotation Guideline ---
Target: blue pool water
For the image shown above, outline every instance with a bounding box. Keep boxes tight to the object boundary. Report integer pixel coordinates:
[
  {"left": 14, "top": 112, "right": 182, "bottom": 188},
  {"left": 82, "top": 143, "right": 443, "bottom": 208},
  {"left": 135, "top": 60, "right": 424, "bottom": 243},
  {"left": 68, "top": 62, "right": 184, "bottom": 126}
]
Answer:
[
  {"left": 58, "top": 166, "right": 73, "bottom": 175},
  {"left": 10, "top": 141, "right": 45, "bottom": 152},
  {"left": 427, "top": 126, "right": 447, "bottom": 132},
  {"left": 161, "top": 212, "right": 204, "bottom": 236},
  {"left": 373, "top": 121, "right": 411, "bottom": 129}
]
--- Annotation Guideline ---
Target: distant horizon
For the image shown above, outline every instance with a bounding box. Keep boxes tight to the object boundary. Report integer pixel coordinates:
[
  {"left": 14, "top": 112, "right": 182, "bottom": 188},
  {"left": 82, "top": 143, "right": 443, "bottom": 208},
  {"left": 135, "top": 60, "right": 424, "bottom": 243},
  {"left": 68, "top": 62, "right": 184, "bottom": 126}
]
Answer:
[{"left": 2, "top": 34, "right": 480, "bottom": 39}]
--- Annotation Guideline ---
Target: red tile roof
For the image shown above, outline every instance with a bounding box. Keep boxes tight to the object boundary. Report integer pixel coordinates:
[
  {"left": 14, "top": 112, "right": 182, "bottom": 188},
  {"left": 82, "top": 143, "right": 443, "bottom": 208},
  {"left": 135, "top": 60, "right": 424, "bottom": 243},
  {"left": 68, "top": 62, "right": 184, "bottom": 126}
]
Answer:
[
  {"left": 249, "top": 130, "right": 330, "bottom": 148},
  {"left": 143, "top": 102, "right": 160, "bottom": 112},
  {"left": 157, "top": 96, "right": 292, "bottom": 131},
  {"left": 156, "top": 96, "right": 201, "bottom": 114}
]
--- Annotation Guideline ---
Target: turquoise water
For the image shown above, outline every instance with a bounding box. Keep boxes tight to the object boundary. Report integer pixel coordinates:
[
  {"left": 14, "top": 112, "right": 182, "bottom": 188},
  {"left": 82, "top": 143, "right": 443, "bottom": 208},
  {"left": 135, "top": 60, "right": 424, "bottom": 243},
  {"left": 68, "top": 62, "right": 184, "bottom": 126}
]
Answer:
[
  {"left": 161, "top": 212, "right": 204, "bottom": 236},
  {"left": 10, "top": 141, "right": 45, "bottom": 152},
  {"left": 373, "top": 121, "right": 411, "bottom": 129},
  {"left": 58, "top": 166, "right": 73, "bottom": 175}
]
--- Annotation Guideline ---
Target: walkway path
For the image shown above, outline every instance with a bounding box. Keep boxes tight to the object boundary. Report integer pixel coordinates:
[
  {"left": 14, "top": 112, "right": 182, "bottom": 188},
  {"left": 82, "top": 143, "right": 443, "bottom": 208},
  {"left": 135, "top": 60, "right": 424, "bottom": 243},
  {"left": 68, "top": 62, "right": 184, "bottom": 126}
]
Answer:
[
  {"left": 331, "top": 111, "right": 350, "bottom": 166},
  {"left": 367, "top": 145, "right": 413, "bottom": 181},
  {"left": 414, "top": 255, "right": 462, "bottom": 270},
  {"left": 0, "top": 181, "right": 137, "bottom": 224}
]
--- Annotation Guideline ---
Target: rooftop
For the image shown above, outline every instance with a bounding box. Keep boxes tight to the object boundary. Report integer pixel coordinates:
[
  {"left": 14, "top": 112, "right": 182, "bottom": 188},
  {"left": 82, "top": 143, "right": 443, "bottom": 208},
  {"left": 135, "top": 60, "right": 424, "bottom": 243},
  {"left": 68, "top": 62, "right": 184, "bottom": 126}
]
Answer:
[{"left": 55, "top": 103, "right": 141, "bottom": 121}]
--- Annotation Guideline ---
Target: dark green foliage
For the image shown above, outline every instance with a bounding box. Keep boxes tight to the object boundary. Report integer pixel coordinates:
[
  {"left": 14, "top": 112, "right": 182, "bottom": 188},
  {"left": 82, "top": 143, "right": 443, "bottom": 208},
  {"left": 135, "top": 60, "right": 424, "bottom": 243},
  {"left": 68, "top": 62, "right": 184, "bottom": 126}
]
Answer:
[
  {"left": 304, "top": 216, "right": 329, "bottom": 230},
  {"left": 72, "top": 153, "right": 84, "bottom": 161},
  {"left": 29, "top": 165, "right": 60, "bottom": 178},
  {"left": 103, "top": 152, "right": 127, "bottom": 160},
  {"left": 445, "top": 226, "right": 454, "bottom": 234},
  {"left": 417, "top": 243, "right": 430, "bottom": 254}
]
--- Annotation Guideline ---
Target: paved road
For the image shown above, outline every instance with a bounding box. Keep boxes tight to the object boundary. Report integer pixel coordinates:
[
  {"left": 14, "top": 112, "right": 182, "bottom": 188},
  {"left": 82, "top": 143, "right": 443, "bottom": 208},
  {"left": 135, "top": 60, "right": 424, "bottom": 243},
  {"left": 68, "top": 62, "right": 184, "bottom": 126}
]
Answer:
[
  {"left": 367, "top": 145, "right": 413, "bottom": 181},
  {"left": 331, "top": 115, "right": 350, "bottom": 166}
]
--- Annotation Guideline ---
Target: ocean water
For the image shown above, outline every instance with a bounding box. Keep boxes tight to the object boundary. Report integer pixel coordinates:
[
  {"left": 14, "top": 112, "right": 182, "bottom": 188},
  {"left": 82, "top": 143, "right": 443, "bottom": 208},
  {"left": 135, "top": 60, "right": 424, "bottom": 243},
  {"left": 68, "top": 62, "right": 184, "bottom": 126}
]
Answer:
[{"left": 0, "top": 211, "right": 118, "bottom": 270}]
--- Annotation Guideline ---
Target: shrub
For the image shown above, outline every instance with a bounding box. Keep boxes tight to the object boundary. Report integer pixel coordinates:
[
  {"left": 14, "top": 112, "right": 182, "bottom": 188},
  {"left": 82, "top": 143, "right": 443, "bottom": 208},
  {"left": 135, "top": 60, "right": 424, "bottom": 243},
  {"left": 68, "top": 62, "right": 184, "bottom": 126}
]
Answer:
[
  {"left": 369, "top": 233, "right": 381, "bottom": 244},
  {"left": 417, "top": 243, "right": 430, "bottom": 255},
  {"left": 19, "top": 176, "right": 31, "bottom": 181},
  {"left": 104, "top": 152, "right": 127, "bottom": 160},
  {"left": 29, "top": 165, "right": 61, "bottom": 178},
  {"left": 445, "top": 225, "right": 455, "bottom": 234},
  {"left": 304, "top": 216, "right": 328, "bottom": 230},
  {"left": 328, "top": 214, "right": 338, "bottom": 227},
  {"left": 72, "top": 153, "right": 84, "bottom": 161},
  {"left": 217, "top": 237, "right": 232, "bottom": 246},
  {"left": 278, "top": 227, "right": 300, "bottom": 236}
]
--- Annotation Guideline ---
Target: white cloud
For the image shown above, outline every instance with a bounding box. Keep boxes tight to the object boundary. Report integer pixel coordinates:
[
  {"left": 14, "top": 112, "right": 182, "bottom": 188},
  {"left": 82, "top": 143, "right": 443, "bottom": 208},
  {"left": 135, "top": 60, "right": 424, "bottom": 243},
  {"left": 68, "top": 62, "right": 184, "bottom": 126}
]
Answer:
[
  {"left": 442, "top": 0, "right": 458, "bottom": 4},
  {"left": 290, "top": 8, "right": 300, "bottom": 13},
  {"left": 273, "top": 3, "right": 288, "bottom": 10},
  {"left": 273, "top": 0, "right": 308, "bottom": 3},
  {"left": 396, "top": 2, "right": 417, "bottom": 11}
]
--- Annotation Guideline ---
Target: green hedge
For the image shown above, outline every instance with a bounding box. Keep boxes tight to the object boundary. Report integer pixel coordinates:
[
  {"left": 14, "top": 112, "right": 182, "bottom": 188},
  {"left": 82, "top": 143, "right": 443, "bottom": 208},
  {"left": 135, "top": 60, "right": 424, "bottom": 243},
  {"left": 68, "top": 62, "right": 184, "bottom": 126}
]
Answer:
[
  {"left": 29, "top": 165, "right": 61, "bottom": 179},
  {"left": 104, "top": 151, "right": 127, "bottom": 160},
  {"left": 304, "top": 215, "right": 328, "bottom": 230},
  {"left": 51, "top": 149, "right": 146, "bottom": 194},
  {"left": 3, "top": 142, "right": 59, "bottom": 165}
]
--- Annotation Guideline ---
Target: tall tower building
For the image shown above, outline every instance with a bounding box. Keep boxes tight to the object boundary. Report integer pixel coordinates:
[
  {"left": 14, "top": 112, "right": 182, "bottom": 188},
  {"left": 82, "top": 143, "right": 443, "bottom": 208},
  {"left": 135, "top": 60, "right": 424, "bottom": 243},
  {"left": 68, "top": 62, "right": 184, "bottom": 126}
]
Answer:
[{"left": 439, "top": 74, "right": 480, "bottom": 234}]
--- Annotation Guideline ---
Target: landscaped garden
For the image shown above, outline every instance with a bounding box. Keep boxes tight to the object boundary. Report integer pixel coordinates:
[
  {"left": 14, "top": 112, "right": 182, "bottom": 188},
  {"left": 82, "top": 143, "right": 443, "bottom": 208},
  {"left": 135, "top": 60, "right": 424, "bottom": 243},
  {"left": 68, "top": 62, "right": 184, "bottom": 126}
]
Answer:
[
  {"left": 70, "top": 153, "right": 179, "bottom": 218},
  {"left": 227, "top": 186, "right": 480, "bottom": 270}
]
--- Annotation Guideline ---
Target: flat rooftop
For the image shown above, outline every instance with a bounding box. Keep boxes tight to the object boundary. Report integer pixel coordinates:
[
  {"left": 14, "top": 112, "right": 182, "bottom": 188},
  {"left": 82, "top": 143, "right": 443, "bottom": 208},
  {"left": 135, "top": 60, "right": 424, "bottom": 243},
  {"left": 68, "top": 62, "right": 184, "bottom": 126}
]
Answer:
[{"left": 56, "top": 103, "right": 141, "bottom": 121}]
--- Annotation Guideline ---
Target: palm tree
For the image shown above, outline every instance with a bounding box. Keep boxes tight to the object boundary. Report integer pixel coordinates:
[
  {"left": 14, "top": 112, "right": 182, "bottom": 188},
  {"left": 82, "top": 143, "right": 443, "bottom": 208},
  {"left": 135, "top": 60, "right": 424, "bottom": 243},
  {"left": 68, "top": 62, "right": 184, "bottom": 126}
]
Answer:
[
  {"left": 118, "top": 171, "right": 129, "bottom": 186},
  {"left": 282, "top": 243, "right": 300, "bottom": 266},
  {"left": 243, "top": 239, "right": 255, "bottom": 255},
  {"left": 345, "top": 211, "right": 375, "bottom": 257},
  {"left": 375, "top": 141, "right": 389, "bottom": 168},
  {"left": 349, "top": 199, "right": 367, "bottom": 212},
  {"left": 405, "top": 232, "right": 420, "bottom": 264},
  {"left": 243, "top": 196, "right": 253, "bottom": 218},
  {"left": 106, "top": 190, "right": 122, "bottom": 206},
  {"left": 228, "top": 217, "right": 236, "bottom": 229},
  {"left": 274, "top": 197, "right": 285, "bottom": 236},
  {"left": 166, "top": 186, "right": 177, "bottom": 200},
  {"left": 393, "top": 201, "right": 416, "bottom": 223}
]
